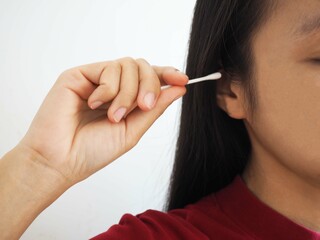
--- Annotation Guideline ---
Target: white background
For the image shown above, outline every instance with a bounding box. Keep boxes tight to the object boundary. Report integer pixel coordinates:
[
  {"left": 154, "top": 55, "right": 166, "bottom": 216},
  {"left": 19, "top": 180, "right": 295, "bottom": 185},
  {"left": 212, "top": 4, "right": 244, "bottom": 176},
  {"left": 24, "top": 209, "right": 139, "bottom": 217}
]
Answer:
[{"left": 0, "top": 0, "right": 195, "bottom": 239}]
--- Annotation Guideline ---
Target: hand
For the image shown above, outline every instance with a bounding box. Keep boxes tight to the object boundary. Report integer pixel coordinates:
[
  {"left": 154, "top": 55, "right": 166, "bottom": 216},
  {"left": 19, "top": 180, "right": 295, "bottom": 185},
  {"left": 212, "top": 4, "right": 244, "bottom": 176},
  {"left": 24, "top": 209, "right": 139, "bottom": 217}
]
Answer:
[{"left": 18, "top": 57, "right": 188, "bottom": 186}]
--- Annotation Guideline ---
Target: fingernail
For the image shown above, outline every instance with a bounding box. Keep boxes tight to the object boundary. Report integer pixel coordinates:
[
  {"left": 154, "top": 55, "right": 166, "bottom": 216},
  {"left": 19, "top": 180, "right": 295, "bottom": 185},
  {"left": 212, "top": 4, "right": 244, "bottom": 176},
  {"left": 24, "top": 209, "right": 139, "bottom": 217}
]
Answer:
[
  {"left": 144, "top": 92, "right": 155, "bottom": 109},
  {"left": 90, "top": 101, "right": 103, "bottom": 109},
  {"left": 113, "top": 107, "right": 127, "bottom": 122},
  {"left": 174, "top": 69, "right": 186, "bottom": 75}
]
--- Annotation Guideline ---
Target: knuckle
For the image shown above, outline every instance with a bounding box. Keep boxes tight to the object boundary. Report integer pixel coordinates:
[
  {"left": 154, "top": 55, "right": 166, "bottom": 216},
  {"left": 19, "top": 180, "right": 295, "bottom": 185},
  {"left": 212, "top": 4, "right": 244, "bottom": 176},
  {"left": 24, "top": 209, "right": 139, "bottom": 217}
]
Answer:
[
  {"left": 148, "top": 73, "right": 162, "bottom": 91},
  {"left": 121, "top": 56, "right": 135, "bottom": 62},
  {"left": 120, "top": 91, "right": 137, "bottom": 103},
  {"left": 135, "top": 57, "right": 150, "bottom": 65},
  {"left": 121, "top": 57, "right": 138, "bottom": 69},
  {"left": 125, "top": 90, "right": 137, "bottom": 99},
  {"left": 109, "top": 61, "right": 121, "bottom": 72},
  {"left": 105, "top": 85, "right": 119, "bottom": 96},
  {"left": 152, "top": 73, "right": 162, "bottom": 87},
  {"left": 59, "top": 68, "right": 75, "bottom": 78},
  {"left": 57, "top": 68, "right": 81, "bottom": 85},
  {"left": 98, "top": 81, "right": 118, "bottom": 96}
]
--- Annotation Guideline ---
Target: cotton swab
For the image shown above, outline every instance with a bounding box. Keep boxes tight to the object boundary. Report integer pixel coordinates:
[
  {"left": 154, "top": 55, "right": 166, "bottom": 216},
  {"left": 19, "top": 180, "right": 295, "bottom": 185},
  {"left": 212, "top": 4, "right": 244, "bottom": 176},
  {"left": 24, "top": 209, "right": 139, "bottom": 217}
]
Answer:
[{"left": 160, "top": 72, "right": 222, "bottom": 90}]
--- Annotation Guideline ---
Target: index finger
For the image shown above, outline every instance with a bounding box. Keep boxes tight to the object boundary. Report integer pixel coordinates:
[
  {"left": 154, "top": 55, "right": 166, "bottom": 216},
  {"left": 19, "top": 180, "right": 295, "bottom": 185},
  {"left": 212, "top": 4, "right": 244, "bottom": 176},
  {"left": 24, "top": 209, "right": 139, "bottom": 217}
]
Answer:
[{"left": 151, "top": 65, "right": 189, "bottom": 86}]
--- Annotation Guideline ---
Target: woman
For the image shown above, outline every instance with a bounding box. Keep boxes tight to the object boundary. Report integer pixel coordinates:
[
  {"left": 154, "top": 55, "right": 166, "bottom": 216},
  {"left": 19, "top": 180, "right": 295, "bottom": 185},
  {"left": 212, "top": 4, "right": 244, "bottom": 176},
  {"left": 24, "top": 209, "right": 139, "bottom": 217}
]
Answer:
[{"left": 1, "top": 0, "right": 320, "bottom": 239}]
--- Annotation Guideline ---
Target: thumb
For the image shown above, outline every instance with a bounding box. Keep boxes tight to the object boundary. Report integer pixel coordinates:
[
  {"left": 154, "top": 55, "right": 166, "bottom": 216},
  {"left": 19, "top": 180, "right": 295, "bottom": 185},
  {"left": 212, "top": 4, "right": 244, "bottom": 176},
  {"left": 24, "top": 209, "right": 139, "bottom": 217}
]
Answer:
[{"left": 124, "top": 85, "right": 186, "bottom": 149}]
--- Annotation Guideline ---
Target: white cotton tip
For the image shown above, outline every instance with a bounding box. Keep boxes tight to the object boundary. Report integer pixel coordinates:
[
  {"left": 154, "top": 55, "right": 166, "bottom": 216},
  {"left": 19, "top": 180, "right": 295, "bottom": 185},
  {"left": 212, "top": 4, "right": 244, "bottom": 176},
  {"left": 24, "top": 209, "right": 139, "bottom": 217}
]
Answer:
[{"left": 161, "top": 72, "right": 222, "bottom": 90}]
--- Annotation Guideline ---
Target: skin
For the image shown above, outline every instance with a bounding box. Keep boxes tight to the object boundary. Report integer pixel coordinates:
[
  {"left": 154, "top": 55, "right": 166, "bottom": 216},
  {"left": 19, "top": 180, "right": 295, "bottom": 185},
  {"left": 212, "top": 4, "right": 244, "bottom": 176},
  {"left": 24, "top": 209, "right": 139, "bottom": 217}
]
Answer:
[
  {"left": 0, "top": 58, "right": 188, "bottom": 239},
  {"left": 218, "top": 0, "right": 320, "bottom": 232},
  {"left": 1, "top": 0, "right": 319, "bottom": 238}
]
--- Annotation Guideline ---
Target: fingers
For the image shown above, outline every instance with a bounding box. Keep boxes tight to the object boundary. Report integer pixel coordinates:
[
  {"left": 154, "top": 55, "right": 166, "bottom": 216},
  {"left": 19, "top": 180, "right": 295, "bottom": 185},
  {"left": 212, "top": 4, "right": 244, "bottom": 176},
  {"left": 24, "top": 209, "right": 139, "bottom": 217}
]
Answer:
[
  {"left": 125, "top": 85, "right": 187, "bottom": 150},
  {"left": 107, "top": 58, "right": 162, "bottom": 122},
  {"left": 60, "top": 57, "right": 189, "bottom": 124},
  {"left": 152, "top": 65, "right": 189, "bottom": 86},
  {"left": 106, "top": 58, "right": 139, "bottom": 123},
  {"left": 70, "top": 60, "right": 189, "bottom": 87},
  {"left": 71, "top": 60, "right": 114, "bottom": 86},
  {"left": 135, "top": 58, "right": 161, "bottom": 111},
  {"left": 119, "top": 60, "right": 185, "bottom": 119},
  {"left": 88, "top": 61, "right": 122, "bottom": 109}
]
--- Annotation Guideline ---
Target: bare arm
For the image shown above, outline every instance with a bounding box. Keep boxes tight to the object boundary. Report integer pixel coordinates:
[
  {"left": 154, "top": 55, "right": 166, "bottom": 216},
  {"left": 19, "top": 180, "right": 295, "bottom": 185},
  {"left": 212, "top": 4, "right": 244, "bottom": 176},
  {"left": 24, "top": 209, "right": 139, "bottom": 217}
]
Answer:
[
  {"left": 0, "top": 144, "right": 70, "bottom": 240},
  {"left": 0, "top": 58, "right": 188, "bottom": 239}
]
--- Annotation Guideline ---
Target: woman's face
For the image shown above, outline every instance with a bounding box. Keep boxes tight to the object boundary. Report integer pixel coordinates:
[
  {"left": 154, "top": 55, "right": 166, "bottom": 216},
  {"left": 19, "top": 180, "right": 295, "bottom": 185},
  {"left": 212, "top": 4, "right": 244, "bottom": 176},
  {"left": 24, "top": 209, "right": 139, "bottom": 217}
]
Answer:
[{"left": 244, "top": 0, "right": 320, "bottom": 184}]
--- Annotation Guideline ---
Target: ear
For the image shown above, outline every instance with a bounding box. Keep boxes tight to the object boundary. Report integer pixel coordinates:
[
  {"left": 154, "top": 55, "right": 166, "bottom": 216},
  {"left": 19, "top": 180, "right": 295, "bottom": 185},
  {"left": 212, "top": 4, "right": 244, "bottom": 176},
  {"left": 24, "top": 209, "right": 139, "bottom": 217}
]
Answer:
[{"left": 216, "top": 71, "right": 247, "bottom": 119}]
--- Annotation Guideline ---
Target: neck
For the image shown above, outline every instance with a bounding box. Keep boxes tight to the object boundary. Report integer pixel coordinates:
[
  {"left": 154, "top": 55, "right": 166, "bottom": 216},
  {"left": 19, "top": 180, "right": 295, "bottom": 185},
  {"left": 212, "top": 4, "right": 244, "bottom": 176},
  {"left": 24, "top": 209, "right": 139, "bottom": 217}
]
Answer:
[{"left": 241, "top": 150, "right": 320, "bottom": 233}]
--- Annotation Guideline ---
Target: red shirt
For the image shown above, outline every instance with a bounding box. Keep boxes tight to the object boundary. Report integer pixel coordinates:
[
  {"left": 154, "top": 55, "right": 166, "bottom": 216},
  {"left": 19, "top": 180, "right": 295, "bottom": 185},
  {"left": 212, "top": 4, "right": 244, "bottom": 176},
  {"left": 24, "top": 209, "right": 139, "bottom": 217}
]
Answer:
[{"left": 90, "top": 175, "right": 320, "bottom": 240}]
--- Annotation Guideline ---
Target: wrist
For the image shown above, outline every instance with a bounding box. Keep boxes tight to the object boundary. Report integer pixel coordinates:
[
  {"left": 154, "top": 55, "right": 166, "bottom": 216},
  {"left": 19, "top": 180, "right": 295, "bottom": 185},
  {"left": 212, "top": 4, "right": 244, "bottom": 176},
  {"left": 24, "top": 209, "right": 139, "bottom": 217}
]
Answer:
[
  {"left": 2, "top": 143, "right": 71, "bottom": 198},
  {"left": 0, "top": 144, "right": 71, "bottom": 239}
]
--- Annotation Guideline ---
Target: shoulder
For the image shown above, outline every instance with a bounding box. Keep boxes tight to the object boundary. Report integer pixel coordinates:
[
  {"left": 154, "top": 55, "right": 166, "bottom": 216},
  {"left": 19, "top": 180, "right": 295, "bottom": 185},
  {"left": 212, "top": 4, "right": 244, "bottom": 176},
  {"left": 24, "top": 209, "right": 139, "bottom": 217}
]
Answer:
[
  {"left": 90, "top": 207, "right": 210, "bottom": 240},
  {"left": 90, "top": 193, "right": 246, "bottom": 240}
]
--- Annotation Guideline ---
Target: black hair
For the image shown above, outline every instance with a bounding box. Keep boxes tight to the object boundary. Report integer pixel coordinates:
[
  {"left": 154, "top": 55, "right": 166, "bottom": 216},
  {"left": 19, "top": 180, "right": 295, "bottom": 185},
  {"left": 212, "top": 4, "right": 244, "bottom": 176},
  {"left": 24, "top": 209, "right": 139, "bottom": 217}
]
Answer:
[{"left": 165, "top": 0, "right": 278, "bottom": 211}]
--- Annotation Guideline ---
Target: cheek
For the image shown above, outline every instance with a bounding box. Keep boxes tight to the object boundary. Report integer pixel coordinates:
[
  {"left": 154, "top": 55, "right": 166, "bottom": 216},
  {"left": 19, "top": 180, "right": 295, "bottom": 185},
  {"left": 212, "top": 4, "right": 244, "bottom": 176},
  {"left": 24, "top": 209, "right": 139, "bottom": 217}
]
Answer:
[{"left": 252, "top": 64, "right": 320, "bottom": 177}]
